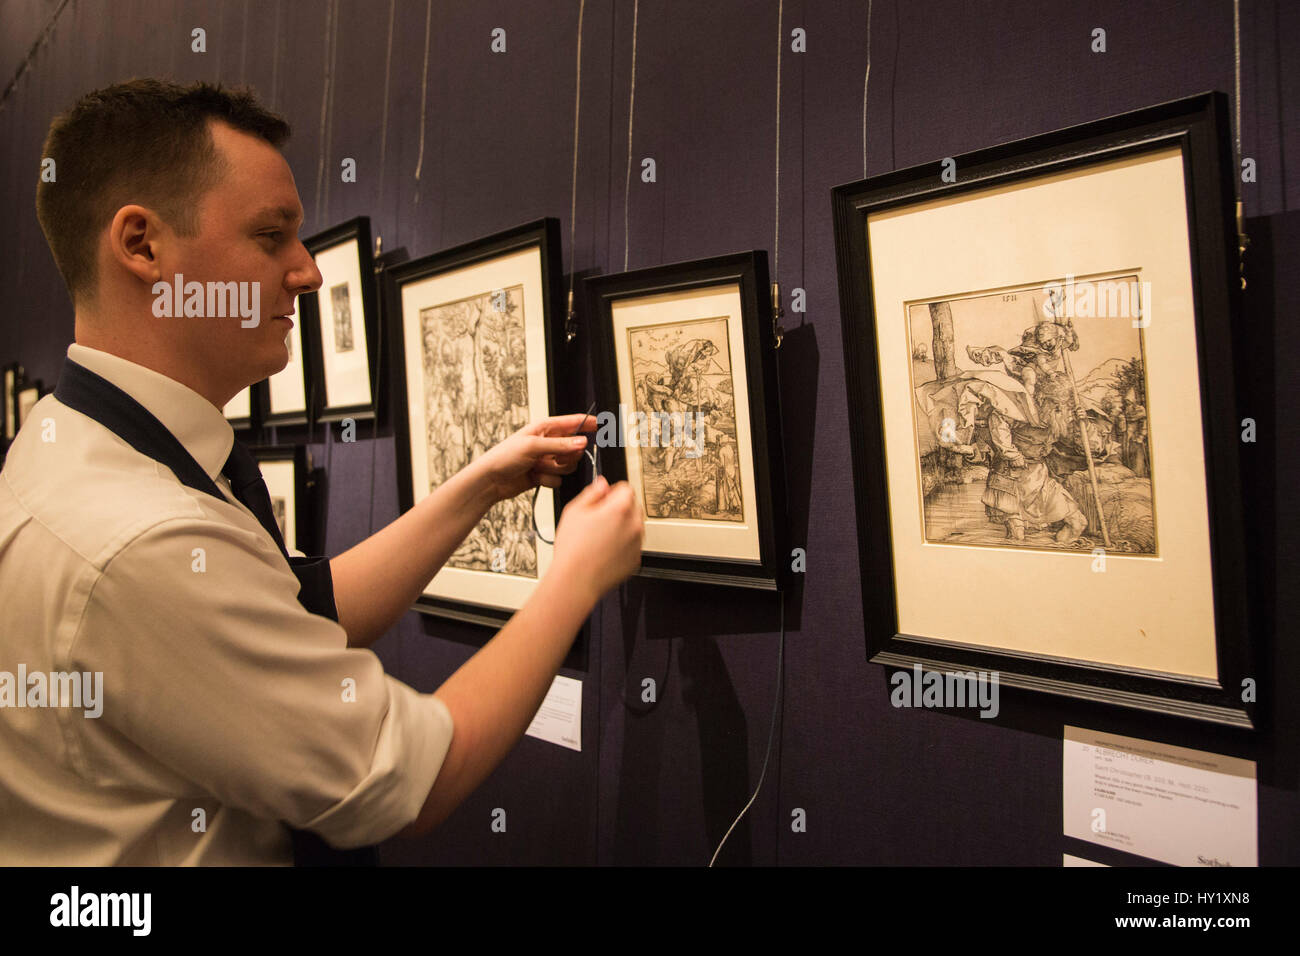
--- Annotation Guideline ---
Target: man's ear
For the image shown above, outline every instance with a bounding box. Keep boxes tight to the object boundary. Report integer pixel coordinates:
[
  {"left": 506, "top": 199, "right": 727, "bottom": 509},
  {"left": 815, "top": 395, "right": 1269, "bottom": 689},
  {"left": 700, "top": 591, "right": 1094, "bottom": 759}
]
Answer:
[{"left": 107, "top": 204, "right": 166, "bottom": 288}]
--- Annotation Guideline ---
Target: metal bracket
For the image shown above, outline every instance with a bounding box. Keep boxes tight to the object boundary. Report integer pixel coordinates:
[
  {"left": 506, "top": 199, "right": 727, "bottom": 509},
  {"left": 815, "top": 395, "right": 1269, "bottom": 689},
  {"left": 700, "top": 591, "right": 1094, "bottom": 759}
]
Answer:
[
  {"left": 565, "top": 289, "right": 578, "bottom": 344},
  {"left": 771, "top": 281, "right": 785, "bottom": 350},
  {"left": 1236, "top": 200, "right": 1250, "bottom": 291}
]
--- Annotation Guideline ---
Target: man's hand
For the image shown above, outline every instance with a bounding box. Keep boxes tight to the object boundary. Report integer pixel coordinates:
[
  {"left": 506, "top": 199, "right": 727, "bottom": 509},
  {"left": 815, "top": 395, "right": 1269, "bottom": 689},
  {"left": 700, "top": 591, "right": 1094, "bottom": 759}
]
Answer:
[
  {"left": 549, "top": 476, "right": 644, "bottom": 605},
  {"left": 471, "top": 413, "right": 596, "bottom": 504}
]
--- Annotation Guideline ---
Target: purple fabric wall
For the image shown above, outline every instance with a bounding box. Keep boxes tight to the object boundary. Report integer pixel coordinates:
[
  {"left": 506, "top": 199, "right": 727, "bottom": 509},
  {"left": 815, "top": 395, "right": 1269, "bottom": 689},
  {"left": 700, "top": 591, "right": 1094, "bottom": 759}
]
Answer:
[{"left": 1, "top": 0, "right": 1295, "bottom": 865}]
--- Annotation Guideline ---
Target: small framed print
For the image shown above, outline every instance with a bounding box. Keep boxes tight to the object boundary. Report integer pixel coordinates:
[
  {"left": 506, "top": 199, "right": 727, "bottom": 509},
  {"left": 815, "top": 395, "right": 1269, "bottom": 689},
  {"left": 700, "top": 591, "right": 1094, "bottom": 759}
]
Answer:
[
  {"left": 585, "top": 252, "right": 788, "bottom": 589},
  {"left": 260, "top": 293, "right": 315, "bottom": 427},
  {"left": 16, "top": 380, "right": 43, "bottom": 428},
  {"left": 301, "top": 217, "right": 380, "bottom": 423},
  {"left": 3, "top": 363, "right": 22, "bottom": 443},
  {"left": 388, "top": 218, "right": 565, "bottom": 627},
  {"left": 832, "top": 92, "right": 1253, "bottom": 726},
  {"left": 222, "top": 385, "right": 255, "bottom": 431},
  {"left": 252, "top": 445, "right": 311, "bottom": 555}
]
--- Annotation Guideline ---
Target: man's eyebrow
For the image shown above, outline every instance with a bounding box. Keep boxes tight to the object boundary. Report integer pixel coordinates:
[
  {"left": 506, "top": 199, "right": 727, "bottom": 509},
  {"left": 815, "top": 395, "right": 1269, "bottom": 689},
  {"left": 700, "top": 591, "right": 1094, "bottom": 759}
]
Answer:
[{"left": 249, "top": 205, "right": 304, "bottom": 225}]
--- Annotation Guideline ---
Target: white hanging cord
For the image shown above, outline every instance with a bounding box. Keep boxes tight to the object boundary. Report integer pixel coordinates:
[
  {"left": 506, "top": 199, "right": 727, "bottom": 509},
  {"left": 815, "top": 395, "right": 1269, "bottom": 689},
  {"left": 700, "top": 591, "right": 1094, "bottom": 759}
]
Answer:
[
  {"left": 413, "top": 0, "right": 434, "bottom": 194},
  {"left": 321, "top": 0, "right": 340, "bottom": 221},
  {"left": 1233, "top": 0, "right": 1249, "bottom": 288},
  {"left": 862, "top": 0, "right": 872, "bottom": 178},
  {"left": 377, "top": 0, "right": 395, "bottom": 209},
  {"left": 709, "top": 591, "right": 785, "bottom": 867},
  {"left": 773, "top": 0, "right": 783, "bottom": 281},
  {"left": 566, "top": 0, "right": 586, "bottom": 340},
  {"left": 269, "top": 0, "right": 282, "bottom": 109},
  {"left": 313, "top": 0, "right": 335, "bottom": 227},
  {"left": 1233, "top": 0, "right": 1242, "bottom": 164},
  {"left": 623, "top": 0, "right": 640, "bottom": 272}
]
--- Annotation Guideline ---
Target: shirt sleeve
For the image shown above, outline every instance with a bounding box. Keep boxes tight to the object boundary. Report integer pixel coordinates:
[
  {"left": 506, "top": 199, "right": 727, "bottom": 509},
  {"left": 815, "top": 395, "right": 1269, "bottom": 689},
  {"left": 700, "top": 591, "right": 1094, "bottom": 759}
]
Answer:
[{"left": 69, "top": 514, "right": 453, "bottom": 849}]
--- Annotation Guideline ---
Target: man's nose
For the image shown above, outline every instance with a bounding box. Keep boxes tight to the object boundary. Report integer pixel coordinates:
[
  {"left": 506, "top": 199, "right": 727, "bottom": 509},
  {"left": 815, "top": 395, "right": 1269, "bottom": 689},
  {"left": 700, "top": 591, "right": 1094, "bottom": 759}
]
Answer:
[{"left": 290, "top": 242, "right": 323, "bottom": 294}]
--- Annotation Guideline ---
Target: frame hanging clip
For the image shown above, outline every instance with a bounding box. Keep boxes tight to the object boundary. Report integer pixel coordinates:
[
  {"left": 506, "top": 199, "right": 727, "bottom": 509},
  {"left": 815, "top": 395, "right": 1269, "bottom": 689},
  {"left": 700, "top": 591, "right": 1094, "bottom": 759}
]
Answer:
[
  {"left": 771, "top": 281, "right": 785, "bottom": 350},
  {"left": 373, "top": 235, "right": 385, "bottom": 278},
  {"left": 565, "top": 289, "right": 578, "bottom": 344},
  {"left": 1236, "top": 200, "right": 1250, "bottom": 291}
]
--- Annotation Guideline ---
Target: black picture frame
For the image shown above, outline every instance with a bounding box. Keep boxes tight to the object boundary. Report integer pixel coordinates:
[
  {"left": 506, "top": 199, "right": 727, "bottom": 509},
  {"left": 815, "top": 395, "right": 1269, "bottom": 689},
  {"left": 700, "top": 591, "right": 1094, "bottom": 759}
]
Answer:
[
  {"left": 832, "top": 92, "right": 1253, "bottom": 727},
  {"left": 585, "top": 251, "right": 789, "bottom": 590},
  {"left": 387, "top": 218, "right": 567, "bottom": 628},
  {"left": 258, "top": 292, "right": 319, "bottom": 429},
  {"left": 301, "top": 216, "right": 381, "bottom": 425},
  {"left": 250, "top": 444, "right": 312, "bottom": 555},
  {"left": 223, "top": 384, "right": 257, "bottom": 433},
  {"left": 16, "top": 379, "right": 44, "bottom": 430}
]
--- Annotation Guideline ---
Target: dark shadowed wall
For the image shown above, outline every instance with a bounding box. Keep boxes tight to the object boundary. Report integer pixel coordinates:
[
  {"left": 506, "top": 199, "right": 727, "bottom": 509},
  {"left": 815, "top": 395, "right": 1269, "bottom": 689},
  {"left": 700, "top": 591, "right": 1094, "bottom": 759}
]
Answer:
[{"left": 1, "top": 0, "right": 1295, "bottom": 865}]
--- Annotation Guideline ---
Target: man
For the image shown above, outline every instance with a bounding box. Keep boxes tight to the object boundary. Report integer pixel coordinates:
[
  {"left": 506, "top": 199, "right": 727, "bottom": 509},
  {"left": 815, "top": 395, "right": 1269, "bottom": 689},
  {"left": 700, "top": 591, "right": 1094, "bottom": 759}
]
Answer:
[{"left": 0, "top": 79, "right": 643, "bottom": 865}]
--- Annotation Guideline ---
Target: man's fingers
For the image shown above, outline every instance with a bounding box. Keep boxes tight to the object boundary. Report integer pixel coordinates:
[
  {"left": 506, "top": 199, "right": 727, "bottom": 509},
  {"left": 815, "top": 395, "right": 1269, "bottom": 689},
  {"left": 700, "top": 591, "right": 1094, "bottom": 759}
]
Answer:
[
  {"left": 570, "top": 474, "right": 609, "bottom": 505},
  {"left": 532, "top": 412, "right": 597, "bottom": 436},
  {"left": 532, "top": 453, "right": 583, "bottom": 475},
  {"left": 528, "top": 435, "right": 589, "bottom": 459},
  {"left": 535, "top": 472, "right": 563, "bottom": 489}
]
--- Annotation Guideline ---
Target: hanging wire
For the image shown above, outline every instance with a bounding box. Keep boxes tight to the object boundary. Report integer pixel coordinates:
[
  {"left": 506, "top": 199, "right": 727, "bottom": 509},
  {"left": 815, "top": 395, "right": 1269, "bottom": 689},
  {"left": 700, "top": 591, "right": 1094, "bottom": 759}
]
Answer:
[
  {"left": 771, "top": 0, "right": 785, "bottom": 349},
  {"left": 1233, "top": 0, "right": 1242, "bottom": 163},
  {"left": 269, "top": 0, "right": 282, "bottom": 109},
  {"left": 709, "top": 591, "right": 785, "bottom": 867},
  {"left": 1233, "top": 0, "right": 1249, "bottom": 289},
  {"left": 566, "top": 0, "right": 586, "bottom": 342},
  {"left": 622, "top": 0, "right": 640, "bottom": 272},
  {"left": 862, "top": 0, "right": 873, "bottom": 178},
  {"left": 773, "top": 0, "right": 783, "bottom": 281},
  {"left": 313, "top": 0, "right": 335, "bottom": 228},
  {"left": 376, "top": 0, "right": 395, "bottom": 210},
  {"left": 412, "top": 0, "right": 434, "bottom": 197}
]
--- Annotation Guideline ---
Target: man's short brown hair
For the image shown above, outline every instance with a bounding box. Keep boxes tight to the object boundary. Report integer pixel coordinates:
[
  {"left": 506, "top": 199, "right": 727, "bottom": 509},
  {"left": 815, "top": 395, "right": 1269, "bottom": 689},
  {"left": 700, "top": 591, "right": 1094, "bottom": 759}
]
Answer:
[{"left": 35, "top": 78, "right": 291, "bottom": 305}]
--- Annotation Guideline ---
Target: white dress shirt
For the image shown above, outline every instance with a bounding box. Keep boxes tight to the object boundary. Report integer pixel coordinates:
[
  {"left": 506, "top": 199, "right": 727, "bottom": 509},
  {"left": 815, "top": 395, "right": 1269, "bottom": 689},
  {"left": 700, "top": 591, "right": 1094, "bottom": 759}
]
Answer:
[{"left": 0, "top": 344, "right": 453, "bottom": 865}]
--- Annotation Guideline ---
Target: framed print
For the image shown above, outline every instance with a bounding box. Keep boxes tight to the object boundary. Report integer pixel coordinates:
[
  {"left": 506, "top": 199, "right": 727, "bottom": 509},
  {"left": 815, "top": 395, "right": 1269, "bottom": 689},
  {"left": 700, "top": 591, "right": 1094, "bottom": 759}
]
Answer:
[
  {"left": 222, "top": 385, "right": 255, "bottom": 431},
  {"left": 586, "top": 252, "right": 788, "bottom": 589},
  {"left": 3, "top": 362, "right": 22, "bottom": 443},
  {"left": 260, "top": 294, "right": 314, "bottom": 427},
  {"left": 252, "top": 445, "right": 311, "bottom": 555},
  {"left": 16, "top": 380, "right": 43, "bottom": 428},
  {"left": 302, "top": 217, "right": 380, "bottom": 423},
  {"left": 388, "top": 218, "right": 565, "bottom": 627},
  {"left": 833, "top": 92, "right": 1253, "bottom": 726}
]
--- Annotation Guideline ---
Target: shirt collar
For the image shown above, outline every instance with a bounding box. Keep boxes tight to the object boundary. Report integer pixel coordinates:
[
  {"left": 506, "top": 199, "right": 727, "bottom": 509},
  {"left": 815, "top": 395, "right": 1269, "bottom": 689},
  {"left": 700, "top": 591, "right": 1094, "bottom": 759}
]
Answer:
[{"left": 66, "top": 344, "right": 235, "bottom": 483}]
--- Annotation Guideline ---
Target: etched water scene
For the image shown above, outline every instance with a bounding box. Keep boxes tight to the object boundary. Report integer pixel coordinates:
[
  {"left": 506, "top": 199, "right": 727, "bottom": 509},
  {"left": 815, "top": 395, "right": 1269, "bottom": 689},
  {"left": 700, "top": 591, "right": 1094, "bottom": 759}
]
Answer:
[
  {"left": 908, "top": 275, "right": 1156, "bottom": 554},
  {"left": 421, "top": 284, "right": 537, "bottom": 577},
  {"left": 628, "top": 316, "right": 743, "bottom": 522},
  {"left": 331, "top": 282, "right": 354, "bottom": 352}
]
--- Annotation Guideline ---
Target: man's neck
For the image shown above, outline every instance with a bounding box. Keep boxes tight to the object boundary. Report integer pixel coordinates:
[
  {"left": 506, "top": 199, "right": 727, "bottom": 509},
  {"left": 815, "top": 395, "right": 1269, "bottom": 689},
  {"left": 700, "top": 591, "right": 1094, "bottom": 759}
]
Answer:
[{"left": 74, "top": 320, "right": 231, "bottom": 410}]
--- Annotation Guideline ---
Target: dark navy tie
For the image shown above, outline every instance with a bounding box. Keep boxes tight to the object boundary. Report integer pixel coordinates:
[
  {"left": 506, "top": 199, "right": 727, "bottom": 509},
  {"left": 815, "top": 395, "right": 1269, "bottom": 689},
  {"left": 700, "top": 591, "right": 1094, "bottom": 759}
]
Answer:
[{"left": 221, "top": 441, "right": 289, "bottom": 557}]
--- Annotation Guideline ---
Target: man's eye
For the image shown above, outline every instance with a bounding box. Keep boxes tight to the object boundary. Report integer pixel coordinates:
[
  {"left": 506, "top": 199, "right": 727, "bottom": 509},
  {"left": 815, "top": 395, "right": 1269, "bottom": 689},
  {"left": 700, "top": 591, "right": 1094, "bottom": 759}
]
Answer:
[{"left": 259, "top": 231, "right": 284, "bottom": 242}]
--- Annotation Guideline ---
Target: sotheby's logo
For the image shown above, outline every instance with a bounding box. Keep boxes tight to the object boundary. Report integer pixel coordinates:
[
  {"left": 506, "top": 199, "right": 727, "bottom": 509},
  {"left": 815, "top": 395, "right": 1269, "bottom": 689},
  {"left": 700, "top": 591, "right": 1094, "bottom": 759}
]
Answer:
[{"left": 50, "top": 886, "right": 151, "bottom": 936}]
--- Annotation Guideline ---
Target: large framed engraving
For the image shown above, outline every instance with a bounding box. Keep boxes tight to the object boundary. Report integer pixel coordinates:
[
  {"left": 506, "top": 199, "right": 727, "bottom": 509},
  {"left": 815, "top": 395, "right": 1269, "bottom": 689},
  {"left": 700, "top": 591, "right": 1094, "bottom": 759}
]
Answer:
[
  {"left": 832, "top": 93, "right": 1253, "bottom": 726},
  {"left": 301, "top": 217, "right": 380, "bottom": 424},
  {"left": 388, "top": 219, "right": 564, "bottom": 626},
  {"left": 585, "top": 252, "right": 788, "bottom": 589}
]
